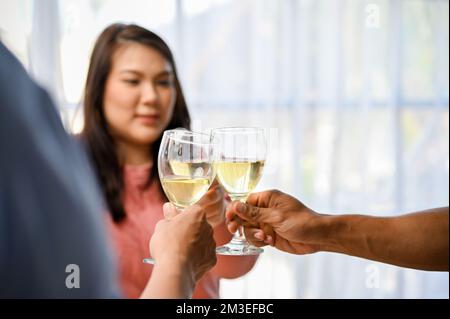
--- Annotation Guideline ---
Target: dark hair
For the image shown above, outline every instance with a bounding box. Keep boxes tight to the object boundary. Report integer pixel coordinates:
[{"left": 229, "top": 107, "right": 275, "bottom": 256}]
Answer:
[{"left": 81, "top": 23, "right": 190, "bottom": 223}]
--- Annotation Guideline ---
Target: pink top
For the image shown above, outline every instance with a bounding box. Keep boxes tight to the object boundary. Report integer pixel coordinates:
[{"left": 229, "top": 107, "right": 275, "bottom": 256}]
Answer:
[{"left": 106, "top": 163, "right": 220, "bottom": 298}]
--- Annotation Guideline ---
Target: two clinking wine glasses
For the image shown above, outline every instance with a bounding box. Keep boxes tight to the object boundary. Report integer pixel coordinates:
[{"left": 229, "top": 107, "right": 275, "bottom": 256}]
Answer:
[{"left": 143, "top": 127, "right": 266, "bottom": 264}]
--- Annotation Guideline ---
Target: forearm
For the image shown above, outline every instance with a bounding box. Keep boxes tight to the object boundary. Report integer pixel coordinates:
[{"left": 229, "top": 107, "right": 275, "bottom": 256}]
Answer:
[
  {"left": 314, "top": 207, "right": 449, "bottom": 271},
  {"left": 140, "top": 262, "right": 194, "bottom": 299}
]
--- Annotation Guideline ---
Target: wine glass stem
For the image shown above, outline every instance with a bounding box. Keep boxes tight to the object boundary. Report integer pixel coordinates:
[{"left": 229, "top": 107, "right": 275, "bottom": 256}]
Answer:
[
  {"left": 230, "top": 226, "right": 249, "bottom": 245},
  {"left": 230, "top": 196, "right": 249, "bottom": 245}
]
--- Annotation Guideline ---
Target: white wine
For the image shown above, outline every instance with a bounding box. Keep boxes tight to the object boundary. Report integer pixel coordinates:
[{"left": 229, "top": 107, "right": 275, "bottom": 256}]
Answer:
[
  {"left": 214, "top": 160, "right": 265, "bottom": 201},
  {"left": 161, "top": 176, "right": 211, "bottom": 208},
  {"left": 169, "top": 160, "right": 212, "bottom": 177}
]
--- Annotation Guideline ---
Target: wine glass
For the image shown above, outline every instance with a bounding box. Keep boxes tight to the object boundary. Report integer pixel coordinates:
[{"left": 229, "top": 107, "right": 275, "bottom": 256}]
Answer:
[
  {"left": 211, "top": 127, "right": 266, "bottom": 256},
  {"left": 158, "top": 129, "right": 215, "bottom": 210},
  {"left": 143, "top": 129, "right": 215, "bottom": 264}
]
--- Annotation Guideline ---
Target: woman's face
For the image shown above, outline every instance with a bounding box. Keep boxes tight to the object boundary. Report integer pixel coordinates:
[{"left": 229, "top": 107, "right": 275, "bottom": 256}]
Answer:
[{"left": 103, "top": 43, "right": 176, "bottom": 147}]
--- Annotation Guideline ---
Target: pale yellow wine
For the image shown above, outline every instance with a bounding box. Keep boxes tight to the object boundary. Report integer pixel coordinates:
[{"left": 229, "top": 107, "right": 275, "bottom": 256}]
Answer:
[
  {"left": 161, "top": 176, "right": 211, "bottom": 208},
  {"left": 214, "top": 160, "right": 265, "bottom": 200},
  {"left": 169, "top": 160, "right": 212, "bottom": 177}
]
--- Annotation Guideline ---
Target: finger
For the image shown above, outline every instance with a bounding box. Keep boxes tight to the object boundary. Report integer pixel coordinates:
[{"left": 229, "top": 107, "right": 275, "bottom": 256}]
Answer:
[
  {"left": 210, "top": 179, "right": 220, "bottom": 189},
  {"left": 246, "top": 190, "right": 282, "bottom": 208},
  {"left": 210, "top": 183, "right": 225, "bottom": 199},
  {"left": 228, "top": 201, "right": 273, "bottom": 225},
  {"left": 227, "top": 220, "right": 238, "bottom": 233},
  {"left": 260, "top": 224, "right": 276, "bottom": 246},
  {"left": 226, "top": 213, "right": 256, "bottom": 228},
  {"left": 225, "top": 207, "right": 236, "bottom": 222},
  {"left": 198, "top": 186, "right": 222, "bottom": 207},
  {"left": 209, "top": 187, "right": 224, "bottom": 203},
  {"left": 183, "top": 204, "right": 204, "bottom": 216},
  {"left": 163, "top": 202, "right": 179, "bottom": 219},
  {"left": 225, "top": 206, "right": 253, "bottom": 224},
  {"left": 242, "top": 224, "right": 275, "bottom": 246},
  {"left": 244, "top": 227, "right": 271, "bottom": 244},
  {"left": 227, "top": 220, "right": 257, "bottom": 234},
  {"left": 264, "top": 235, "right": 274, "bottom": 246},
  {"left": 243, "top": 228, "right": 268, "bottom": 248},
  {"left": 252, "top": 229, "right": 265, "bottom": 241}
]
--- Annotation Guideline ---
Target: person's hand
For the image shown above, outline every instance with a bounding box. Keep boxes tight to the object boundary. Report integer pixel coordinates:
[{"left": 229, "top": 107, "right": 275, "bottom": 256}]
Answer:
[
  {"left": 197, "top": 180, "right": 227, "bottom": 228},
  {"left": 226, "top": 190, "right": 323, "bottom": 255},
  {"left": 150, "top": 203, "right": 217, "bottom": 282}
]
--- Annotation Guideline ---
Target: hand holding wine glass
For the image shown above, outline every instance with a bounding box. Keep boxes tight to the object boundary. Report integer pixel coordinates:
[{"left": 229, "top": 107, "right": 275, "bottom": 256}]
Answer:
[{"left": 144, "top": 129, "right": 216, "bottom": 265}]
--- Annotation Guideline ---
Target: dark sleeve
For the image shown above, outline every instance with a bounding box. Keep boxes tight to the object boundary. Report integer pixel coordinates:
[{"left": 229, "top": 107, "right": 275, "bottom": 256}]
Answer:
[{"left": 0, "top": 42, "right": 122, "bottom": 298}]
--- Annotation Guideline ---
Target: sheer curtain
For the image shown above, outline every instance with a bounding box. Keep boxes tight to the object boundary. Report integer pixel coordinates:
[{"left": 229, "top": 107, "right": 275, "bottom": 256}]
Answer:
[{"left": 1, "top": 0, "right": 448, "bottom": 298}]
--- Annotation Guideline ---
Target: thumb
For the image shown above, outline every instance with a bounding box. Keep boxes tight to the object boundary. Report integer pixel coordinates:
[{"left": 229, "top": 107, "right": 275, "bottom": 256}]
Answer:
[
  {"left": 163, "top": 202, "right": 179, "bottom": 219},
  {"left": 230, "top": 201, "right": 272, "bottom": 225}
]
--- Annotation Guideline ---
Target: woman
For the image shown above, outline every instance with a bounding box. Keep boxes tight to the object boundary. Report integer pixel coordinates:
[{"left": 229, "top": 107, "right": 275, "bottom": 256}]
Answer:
[{"left": 81, "top": 23, "right": 257, "bottom": 298}]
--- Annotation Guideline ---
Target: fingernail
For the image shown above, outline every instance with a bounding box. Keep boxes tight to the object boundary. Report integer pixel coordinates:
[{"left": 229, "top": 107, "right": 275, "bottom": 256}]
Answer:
[
  {"left": 265, "top": 235, "right": 273, "bottom": 245},
  {"left": 254, "top": 232, "right": 264, "bottom": 241},
  {"left": 236, "top": 202, "right": 247, "bottom": 214}
]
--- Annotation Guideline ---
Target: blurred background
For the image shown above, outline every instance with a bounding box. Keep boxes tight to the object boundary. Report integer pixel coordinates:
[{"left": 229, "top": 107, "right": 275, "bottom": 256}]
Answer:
[{"left": 0, "top": 0, "right": 448, "bottom": 298}]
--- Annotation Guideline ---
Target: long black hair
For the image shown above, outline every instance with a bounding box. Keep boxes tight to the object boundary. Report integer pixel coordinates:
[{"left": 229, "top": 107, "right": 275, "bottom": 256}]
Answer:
[{"left": 81, "top": 23, "right": 190, "bottom": 222}]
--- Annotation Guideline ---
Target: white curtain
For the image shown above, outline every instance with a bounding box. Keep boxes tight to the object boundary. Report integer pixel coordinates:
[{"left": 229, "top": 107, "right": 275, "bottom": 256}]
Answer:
[
  {"left": 28, "top": 0, "right": 65, "bottom": 109},
  {"left": 1, "top": 0, "right": 448, "bottom": 298}
]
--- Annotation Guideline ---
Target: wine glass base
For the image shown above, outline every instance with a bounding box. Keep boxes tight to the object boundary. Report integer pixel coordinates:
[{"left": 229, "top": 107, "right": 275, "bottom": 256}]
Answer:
[{"left": 216, "top": 243, "right": 263, "bottom": 256}]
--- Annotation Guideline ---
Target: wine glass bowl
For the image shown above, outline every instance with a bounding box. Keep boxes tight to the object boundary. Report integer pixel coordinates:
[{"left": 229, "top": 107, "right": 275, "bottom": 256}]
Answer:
[{"left": 158, "top": 129, "right": 215, "bottom": 210}]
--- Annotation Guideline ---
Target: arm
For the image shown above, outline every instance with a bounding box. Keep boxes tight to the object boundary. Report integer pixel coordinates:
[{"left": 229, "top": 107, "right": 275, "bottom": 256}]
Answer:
[
  {"left": 226, "top": 190, "right": 449, "bottom": 271},
  {"left": 140, "top": 204, "right": 217, "bottom": 299},
  {"left": 140, "top": 258, "right": 194, "bottom": 298},
  {"left": 316, "top": 208, "right": 448, "bottom": 271}
]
